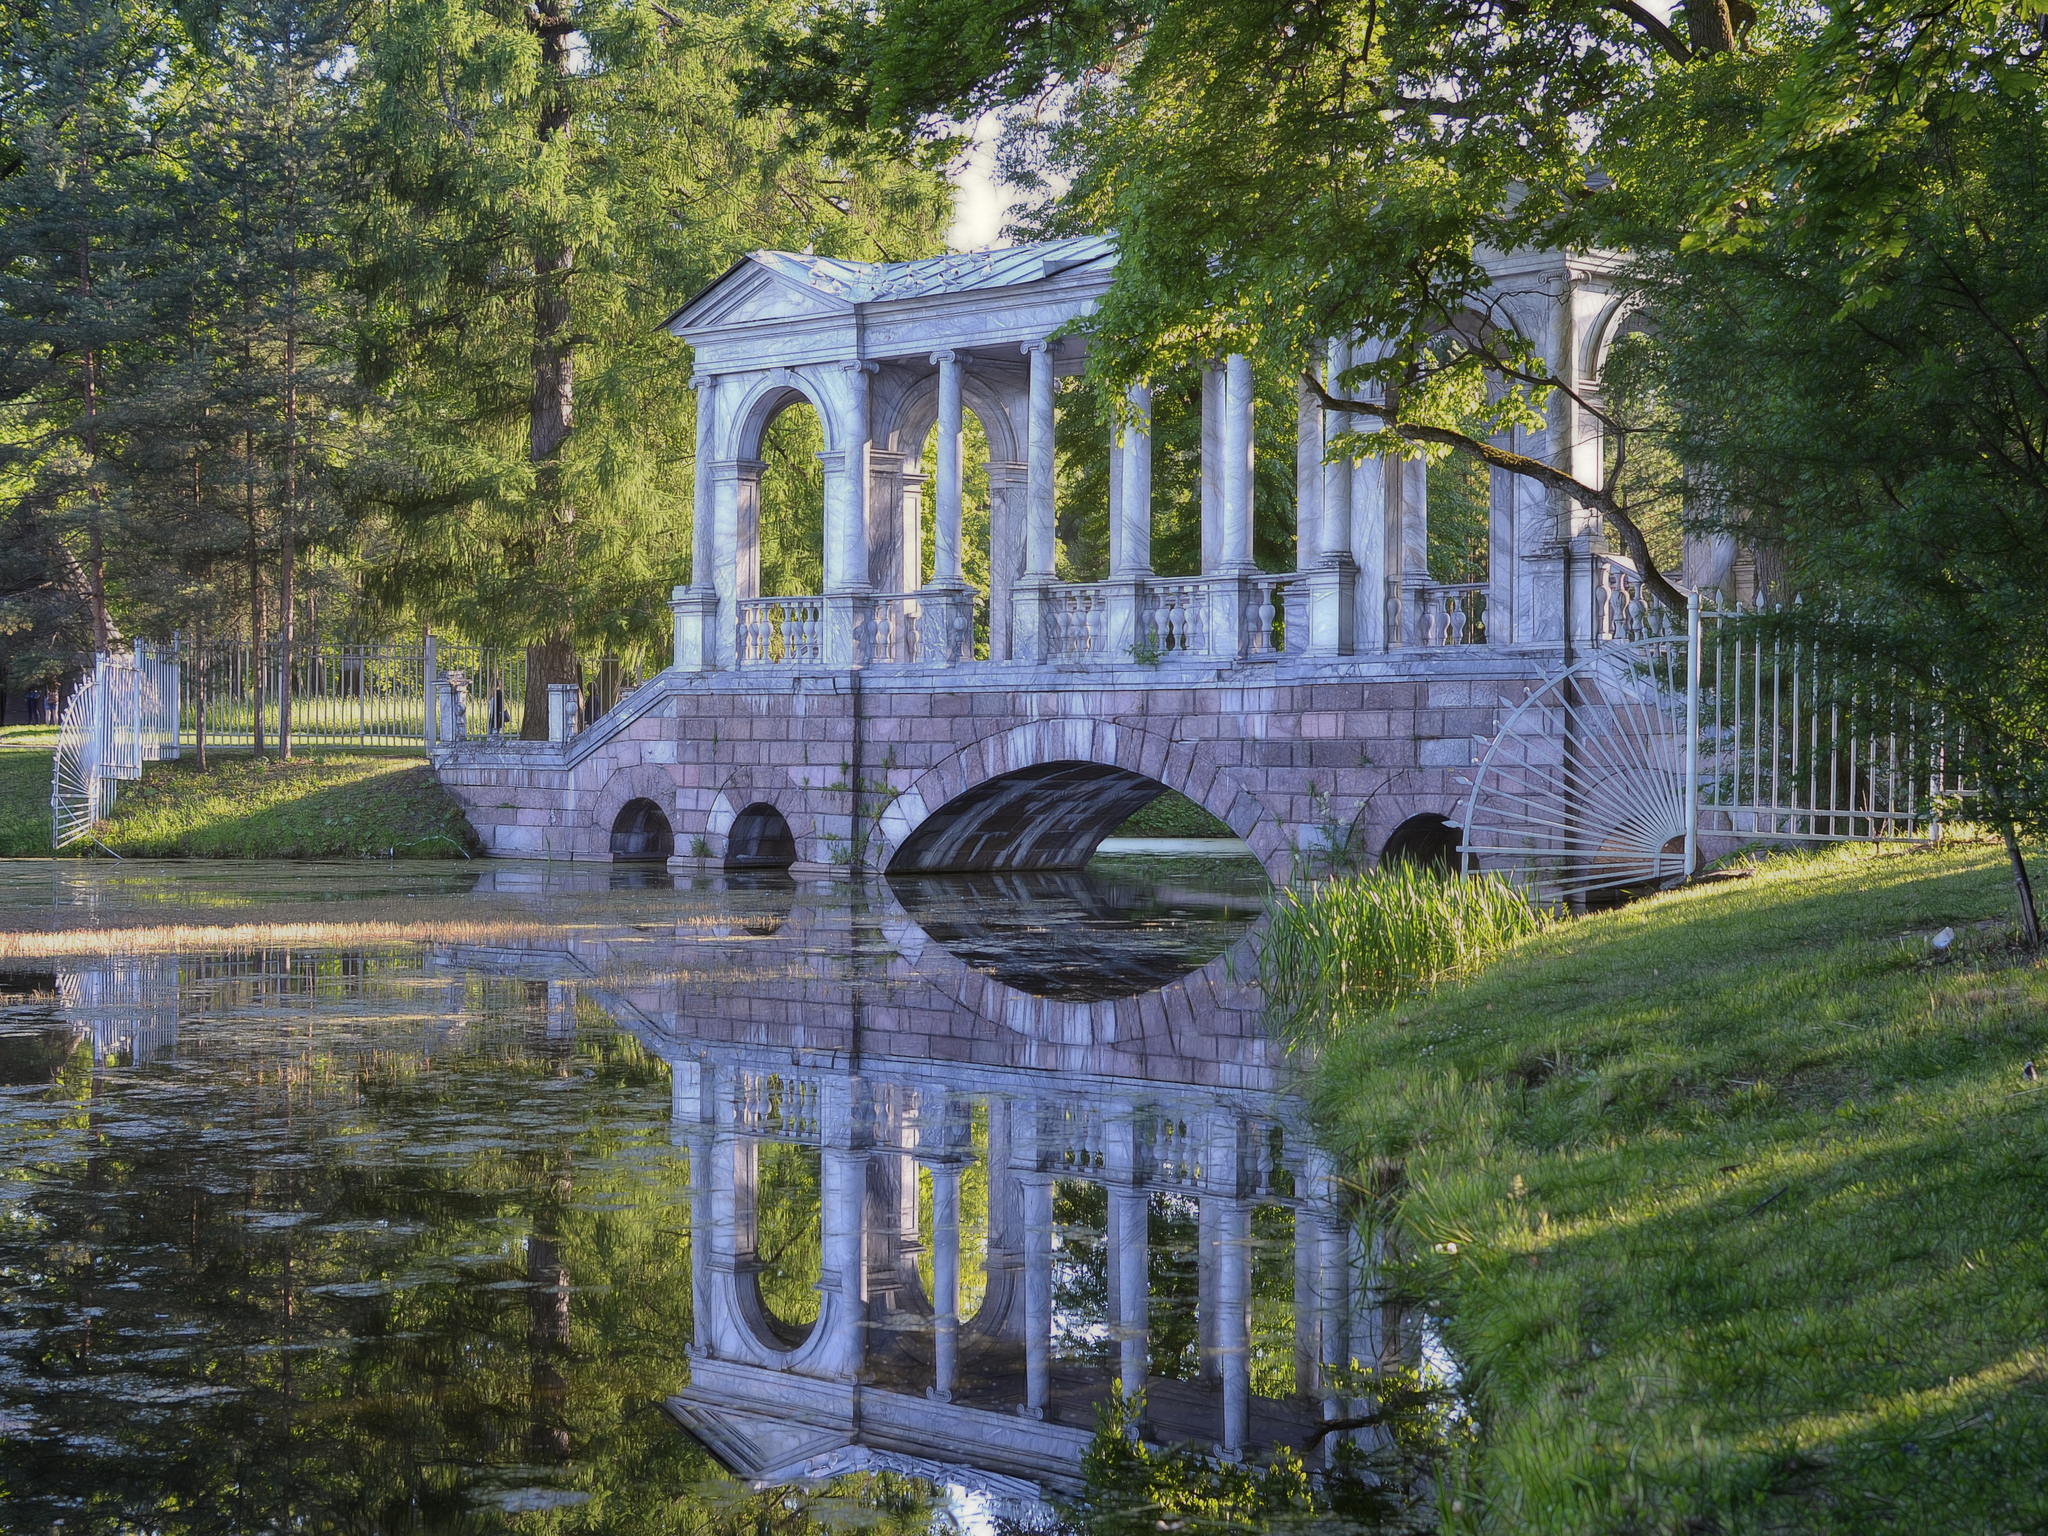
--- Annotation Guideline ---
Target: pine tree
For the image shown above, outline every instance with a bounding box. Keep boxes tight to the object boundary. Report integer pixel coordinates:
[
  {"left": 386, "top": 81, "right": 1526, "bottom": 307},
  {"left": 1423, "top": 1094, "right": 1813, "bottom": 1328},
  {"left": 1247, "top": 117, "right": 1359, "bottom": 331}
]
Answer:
[
  {"left": 350, "top": 0, "right": 948, "bottom": 735},
  {"left": 0, "top": 0, "right": 186, "bottom": 657}
]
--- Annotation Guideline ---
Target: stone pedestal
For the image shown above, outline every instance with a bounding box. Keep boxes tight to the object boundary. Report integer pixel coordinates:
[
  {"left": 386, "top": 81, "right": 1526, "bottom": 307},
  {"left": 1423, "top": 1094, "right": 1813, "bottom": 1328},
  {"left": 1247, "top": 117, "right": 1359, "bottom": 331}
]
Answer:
[
  {"left": 1304, "top": 558, "right": 1357, "bottom": 656},
  {"left": 821, "top": 592, "right": 873, "bottom": 668},
  {"left": 1010, "top": 579, "right": 1053, "bottom": 665},
  {"left": 916, "top": 584, "right": 976, "bottom": 665},
  {"left": 670, "top": 585, "right": 721, "bottom": 673},
  {"left": 1102, "top": 577, "right": 1150, "bottom": 661},
  {"left": 1207, "top": 572, "right": 1255, "bottom": 662},
  {"left": 546, "top": 683, "right": 580, "bottom": 743}
]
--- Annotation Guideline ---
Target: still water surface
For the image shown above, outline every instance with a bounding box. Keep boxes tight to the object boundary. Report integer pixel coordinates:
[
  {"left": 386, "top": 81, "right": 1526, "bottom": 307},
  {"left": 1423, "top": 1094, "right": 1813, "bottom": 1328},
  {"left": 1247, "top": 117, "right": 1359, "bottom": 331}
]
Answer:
[{"left": 0, "top": 855, "right": 1398, "bottom": 1534}]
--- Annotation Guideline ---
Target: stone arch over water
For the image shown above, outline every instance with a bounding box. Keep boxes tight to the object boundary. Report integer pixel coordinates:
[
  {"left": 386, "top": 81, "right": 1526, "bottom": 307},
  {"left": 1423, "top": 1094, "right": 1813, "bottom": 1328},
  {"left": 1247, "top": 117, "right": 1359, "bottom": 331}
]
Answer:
[{"left": 871, "top": 718, "right": 1288, "bottom": 882}]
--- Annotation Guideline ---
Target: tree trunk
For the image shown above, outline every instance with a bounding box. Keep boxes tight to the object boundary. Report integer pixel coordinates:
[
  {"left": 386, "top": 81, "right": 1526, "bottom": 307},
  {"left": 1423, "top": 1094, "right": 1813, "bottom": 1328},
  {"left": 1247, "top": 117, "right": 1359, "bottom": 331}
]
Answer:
[
  {"left": 195, "top": 619, "right": 207, "bottom": 772},
  {"left": 279, "top": 294, "right": 298, "bottom": 761},
  {"left": 520, "top": 634, "right": 577, "bottom": 740},
  {"left": 2002, "top": 819, "right": 2042, "bottom": 950},
  {"left": 79, "top": 236, "right": 108, "bottom": 655},
  {"left": 519, "top": 0, "right": 577, "bottom": 744},
  {"left": 248, "top": 458, "right": 265, "bottom": 758}
]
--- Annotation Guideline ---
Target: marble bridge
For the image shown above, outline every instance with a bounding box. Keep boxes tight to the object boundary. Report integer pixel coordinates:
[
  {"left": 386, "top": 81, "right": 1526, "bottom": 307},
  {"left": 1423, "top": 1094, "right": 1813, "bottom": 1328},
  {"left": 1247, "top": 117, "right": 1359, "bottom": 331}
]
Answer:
[{"left": 431, "top": 235, "right": 1699, "bottom": 880}]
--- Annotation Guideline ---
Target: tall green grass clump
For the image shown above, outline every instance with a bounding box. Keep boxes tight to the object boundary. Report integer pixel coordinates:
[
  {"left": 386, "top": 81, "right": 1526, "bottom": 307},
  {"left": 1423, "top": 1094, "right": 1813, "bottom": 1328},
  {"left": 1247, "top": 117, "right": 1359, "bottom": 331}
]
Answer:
[{"left": 1264, "top": 863, "right": 1548, "bottom": 1024}]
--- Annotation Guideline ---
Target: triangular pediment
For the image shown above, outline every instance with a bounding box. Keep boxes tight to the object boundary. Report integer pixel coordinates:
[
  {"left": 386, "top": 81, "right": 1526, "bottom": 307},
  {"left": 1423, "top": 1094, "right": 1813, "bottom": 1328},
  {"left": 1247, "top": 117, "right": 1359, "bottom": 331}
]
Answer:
[
  {"left": 665, "top": 1392, "right": 853, "bottom": 1479},
  {"left": 664, "top": 256, "right": 857, "bottom": 339}
]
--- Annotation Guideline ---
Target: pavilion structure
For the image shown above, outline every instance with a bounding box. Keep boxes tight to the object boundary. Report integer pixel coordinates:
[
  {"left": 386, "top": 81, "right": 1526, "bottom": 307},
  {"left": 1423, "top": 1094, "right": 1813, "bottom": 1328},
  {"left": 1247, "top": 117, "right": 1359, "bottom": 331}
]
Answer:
[{"left": 664, "top": 235, "right": 1664, "bottom": 676}]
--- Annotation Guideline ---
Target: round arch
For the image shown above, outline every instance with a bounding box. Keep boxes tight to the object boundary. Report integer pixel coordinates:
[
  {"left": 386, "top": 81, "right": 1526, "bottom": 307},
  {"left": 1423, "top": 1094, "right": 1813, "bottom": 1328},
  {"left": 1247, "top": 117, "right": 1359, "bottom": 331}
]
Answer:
[
  {"left": 877, "top": 372, "right": 1023, "bottom": 466},
  {"left": 726, "top": 801, "right": 798, "bottom": 871},
  {"left": 610, "top": 798, "right": 675, "bottom": 861},
  {"left": 868, "top": 718, "right": 1289, "bottom": 884},
  {"left": 721, "top": 367, "right": 845, "bottom": 463},
  {"left": 588, "top": 765, "right": 678, "bottom": 862},
  {"left": 1379, "top": 812, "right": 1468, "bottom": 874}
]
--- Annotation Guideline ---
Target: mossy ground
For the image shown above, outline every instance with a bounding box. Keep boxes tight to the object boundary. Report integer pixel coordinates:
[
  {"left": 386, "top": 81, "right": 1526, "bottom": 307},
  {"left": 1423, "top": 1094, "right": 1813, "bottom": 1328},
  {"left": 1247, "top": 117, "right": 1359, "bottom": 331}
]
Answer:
[
  {"left": 1309, "top": 841, "right": 2048, "bottom": 1535},
  {"left": 0, "top": 747, "right": 479, "bottom": 858}
]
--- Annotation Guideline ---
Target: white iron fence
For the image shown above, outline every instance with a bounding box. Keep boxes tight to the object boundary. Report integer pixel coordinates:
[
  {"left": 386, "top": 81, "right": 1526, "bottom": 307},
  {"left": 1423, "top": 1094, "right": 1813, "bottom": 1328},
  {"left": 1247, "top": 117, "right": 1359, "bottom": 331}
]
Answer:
[
  {"left": 1458, "top": 588, "right": 1964, "bottom": 906},
  {"left": 179, "top": 636, "right": 533, "bottom": 749},
  {"left": 47, "top": 635, "right": 644, "bottom": 847},
  {"left": 51, "top": 647, "right": 181, "bottom": 848}
]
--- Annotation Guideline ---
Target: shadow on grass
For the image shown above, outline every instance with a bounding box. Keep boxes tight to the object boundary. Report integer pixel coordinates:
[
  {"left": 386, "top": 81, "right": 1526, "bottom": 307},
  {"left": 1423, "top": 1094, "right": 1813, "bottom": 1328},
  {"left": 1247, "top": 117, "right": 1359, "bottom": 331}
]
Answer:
[
  {"left": 1309, "top": 843, "right": 2048, "bottom": 1535},
  {"left": 0, "top": 751, "right": 482, "bottom": 859}
]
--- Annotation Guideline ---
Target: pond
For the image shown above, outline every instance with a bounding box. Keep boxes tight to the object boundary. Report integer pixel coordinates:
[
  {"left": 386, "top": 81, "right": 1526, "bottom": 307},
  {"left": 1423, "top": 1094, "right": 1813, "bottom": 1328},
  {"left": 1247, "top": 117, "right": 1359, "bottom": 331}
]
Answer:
[{"left": 0, "top": 853, "right": 1416, "bottom": 1534}]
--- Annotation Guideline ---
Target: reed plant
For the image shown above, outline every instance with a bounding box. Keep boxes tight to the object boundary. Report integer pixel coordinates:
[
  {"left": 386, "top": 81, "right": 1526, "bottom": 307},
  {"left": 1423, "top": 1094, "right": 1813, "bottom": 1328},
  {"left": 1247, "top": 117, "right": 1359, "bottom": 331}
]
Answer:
[{"left": 1263, "top": 862, "right": 1549, "bottom": 1026}]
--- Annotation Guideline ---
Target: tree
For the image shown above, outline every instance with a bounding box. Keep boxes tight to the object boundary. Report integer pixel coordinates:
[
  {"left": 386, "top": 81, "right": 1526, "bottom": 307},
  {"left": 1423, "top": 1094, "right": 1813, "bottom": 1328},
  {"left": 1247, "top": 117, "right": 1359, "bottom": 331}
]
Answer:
[
  {"left": 741, "top": 0, "right": 1758, "bottom": 607},
  {"left": 1633, "top": 6, "right": 2048, "bottom": 940},
  {"left": 176, "top": 0, "right": 362, "bottom": 755},
  {"left": 0, "top": 0, "right": 186, "bottom": 655},
  {"left": 351, "top": 0, "right": 948, "bottom": 736}
]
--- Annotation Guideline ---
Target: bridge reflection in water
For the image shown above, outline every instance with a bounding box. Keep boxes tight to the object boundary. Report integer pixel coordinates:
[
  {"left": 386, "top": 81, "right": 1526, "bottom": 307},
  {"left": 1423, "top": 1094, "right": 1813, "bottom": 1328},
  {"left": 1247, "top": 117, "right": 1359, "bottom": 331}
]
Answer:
[
  {"left": 474, "top": 860, "right": 1407, "bottom": 1501},
  {"left": 31, "top": 857, "right": 1412, "bottom": 1508}
]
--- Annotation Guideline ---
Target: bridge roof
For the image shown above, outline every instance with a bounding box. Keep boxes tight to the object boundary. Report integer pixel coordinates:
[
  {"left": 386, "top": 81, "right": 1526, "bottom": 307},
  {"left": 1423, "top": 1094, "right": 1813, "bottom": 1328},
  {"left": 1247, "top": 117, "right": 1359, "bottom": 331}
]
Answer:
[{"left": 662, "top": 236, "right": 1118, "bottom": 360}]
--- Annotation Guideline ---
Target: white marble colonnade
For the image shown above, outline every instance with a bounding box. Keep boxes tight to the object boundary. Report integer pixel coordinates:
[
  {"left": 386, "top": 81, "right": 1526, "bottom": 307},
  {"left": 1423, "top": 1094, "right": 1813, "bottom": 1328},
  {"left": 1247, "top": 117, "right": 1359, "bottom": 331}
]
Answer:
[{"left": 667, "top": 239, "right": 1641, "bottom": 672}]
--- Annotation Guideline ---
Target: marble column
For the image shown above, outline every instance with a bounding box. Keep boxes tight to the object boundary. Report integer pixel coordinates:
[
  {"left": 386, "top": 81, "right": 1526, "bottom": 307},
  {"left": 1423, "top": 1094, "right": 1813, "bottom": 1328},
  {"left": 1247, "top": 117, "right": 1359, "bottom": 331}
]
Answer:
[
  {"left": 1306, "top": 339, "right": 1358, "bottom": 655},
  {"left": 1024, "top": 343, "right": 1056, "bottom": 576},
  {"left": 1106, "top": 383, "right": 1154, "bottom": 659},
  {"left": 1115, "top": 384, "right": 1153, "bottom": 576},
  {"left": 1019, "top": 1171, "right": 1054, "bottom": 1419},
  {"left": 1215, "top": 1197, "right": 1251, "bottom": 1458},
  {"left": 1200, "top": 363, "right": 1224, "bottom": 574},
  {"left": 1011, "top": 342, "right": 1058, "bottom": 663},
  {"left": 931, "top": 351, "right": 965, "bottom": 585},
  {"left": 1110, "top": 1185, "right": 1149, "bottom": 1402},
  {"left": 1220, "top": 353, "right": 1255, "bottom": 572},
  {"left": 986, "top": 461, "right": 1028, "bottom": 661},
  {"left": 691, "top": 375, "right": 717, "bottom": 591},
  {"left": 929, "top": 1159, "right": 962, "bottom": 1401},
  {"left": 822, "top": 363, "right": 875, "bottom": 666}
]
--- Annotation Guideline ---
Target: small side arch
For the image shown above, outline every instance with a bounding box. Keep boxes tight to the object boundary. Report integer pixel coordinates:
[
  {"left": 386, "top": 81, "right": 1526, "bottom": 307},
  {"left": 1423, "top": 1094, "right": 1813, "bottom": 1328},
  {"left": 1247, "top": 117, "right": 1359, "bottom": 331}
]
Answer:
[
  {"left": 726, "top": 802, "right": 798, "bottom": 871},
  {"left": 610, "top": 798, "right": 674, "bottom": 861},
  {"left": 1379, "top": 812, "right": 1468, "bottom": 875},
  {"left": 721, "top": 367, "right": 847, "bottom": 463}
]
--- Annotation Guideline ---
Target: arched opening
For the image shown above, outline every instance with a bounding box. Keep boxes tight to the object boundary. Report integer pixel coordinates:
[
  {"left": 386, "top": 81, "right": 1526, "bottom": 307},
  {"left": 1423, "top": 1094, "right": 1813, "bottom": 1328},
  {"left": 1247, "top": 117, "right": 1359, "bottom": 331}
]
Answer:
[
  {"left": 887, "top": 761, "right": 1180, "bottom": 875},
  {"left": 750, "top": 1138, "right": 823, "bottom": 1344},
  {"left": 1379, "top": 813, "right": 1467, "bottom": 875},
  {"left": 609, "top": 798, "right": 674, "bottom": 861},
  {"left": 755, "top": 396, "right": 826, "bottom": 599},
  {"left": 725, "top": 802, "right": 797, "bottom": 871}
]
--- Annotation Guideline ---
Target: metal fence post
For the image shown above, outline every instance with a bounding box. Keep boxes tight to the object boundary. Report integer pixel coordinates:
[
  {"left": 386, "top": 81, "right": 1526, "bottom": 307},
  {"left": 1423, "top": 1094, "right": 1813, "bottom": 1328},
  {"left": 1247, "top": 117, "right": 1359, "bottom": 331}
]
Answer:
[
  {"left": 423, "top": 632, "right": 439, "bottom": 748},
  {"left": 1684, "top": 590, "right": 1701, "bottom": 878}
]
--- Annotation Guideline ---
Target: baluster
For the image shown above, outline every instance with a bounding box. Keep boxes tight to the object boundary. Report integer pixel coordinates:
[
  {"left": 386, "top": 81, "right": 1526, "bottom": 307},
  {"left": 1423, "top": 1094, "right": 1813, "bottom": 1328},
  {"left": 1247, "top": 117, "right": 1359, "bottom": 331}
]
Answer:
[
  {"left": 1423, "top": 592, "right": 1444, "bottom": 646},
  {"left": 1446, "top": 592, "right": 1467, "bottom": 644}
]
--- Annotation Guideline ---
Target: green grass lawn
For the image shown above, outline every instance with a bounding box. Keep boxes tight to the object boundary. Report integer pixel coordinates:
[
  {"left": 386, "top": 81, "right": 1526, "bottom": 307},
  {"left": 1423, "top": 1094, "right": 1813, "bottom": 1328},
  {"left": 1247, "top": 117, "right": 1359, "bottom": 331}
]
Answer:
[
  {"left": 1114, "top": 788, "right": 1235, "bottom": 837},
  {"left": 0, "top": 747, "right": 479, "bottom": 858},
  {"left": 1310, "top": 841, "right": 2048, "bottom": 1536}
]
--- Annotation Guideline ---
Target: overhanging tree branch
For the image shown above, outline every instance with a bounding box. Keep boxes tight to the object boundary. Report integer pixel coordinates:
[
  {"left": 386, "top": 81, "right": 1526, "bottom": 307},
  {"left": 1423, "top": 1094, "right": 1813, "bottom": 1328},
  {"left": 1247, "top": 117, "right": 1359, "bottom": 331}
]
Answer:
[
  {"left": 1302, "top": 370, "right": 1687, "bottom": 612},
  {"left": 1597, "top": 0, "right": 1693, "bottom": 62}
]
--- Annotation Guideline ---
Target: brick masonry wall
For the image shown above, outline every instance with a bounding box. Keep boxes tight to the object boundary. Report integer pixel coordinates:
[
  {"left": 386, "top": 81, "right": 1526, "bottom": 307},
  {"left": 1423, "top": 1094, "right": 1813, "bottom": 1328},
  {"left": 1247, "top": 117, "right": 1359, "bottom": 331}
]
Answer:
[{"left": 431, "top": 650, "right": 1558, "bottom": 882}]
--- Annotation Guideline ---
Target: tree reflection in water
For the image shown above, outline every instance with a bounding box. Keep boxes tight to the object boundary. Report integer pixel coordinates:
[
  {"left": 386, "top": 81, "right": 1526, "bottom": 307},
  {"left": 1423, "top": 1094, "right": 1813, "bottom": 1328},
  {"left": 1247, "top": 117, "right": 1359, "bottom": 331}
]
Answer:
[
  {"left": 0, "top": 953, "right": 939, "bottom": 1536},
  {"left": 0, "top": 857, "right": 1444, "bottom": 1535}
]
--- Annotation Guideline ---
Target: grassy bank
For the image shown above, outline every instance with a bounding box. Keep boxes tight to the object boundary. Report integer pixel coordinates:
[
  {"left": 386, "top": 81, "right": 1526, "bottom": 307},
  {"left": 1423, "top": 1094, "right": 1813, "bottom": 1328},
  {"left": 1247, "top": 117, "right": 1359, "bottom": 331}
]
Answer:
[
  {"left": 0, "top": 747, "right": 480, "bottom": 859},
  {"left": 1115, "top": 788, "right": 1234, "bottom": 838},
  {"left": 1308, "top": 842, "right": 2047, "bottom": 1534}
]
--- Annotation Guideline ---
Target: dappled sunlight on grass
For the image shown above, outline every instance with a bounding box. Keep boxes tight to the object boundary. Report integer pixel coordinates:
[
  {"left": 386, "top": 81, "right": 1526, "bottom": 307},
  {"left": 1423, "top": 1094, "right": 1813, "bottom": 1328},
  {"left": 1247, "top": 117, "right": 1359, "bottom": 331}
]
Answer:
[{"left": 1309, "top": 841, "right": 2048, "bottom": 1534}]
